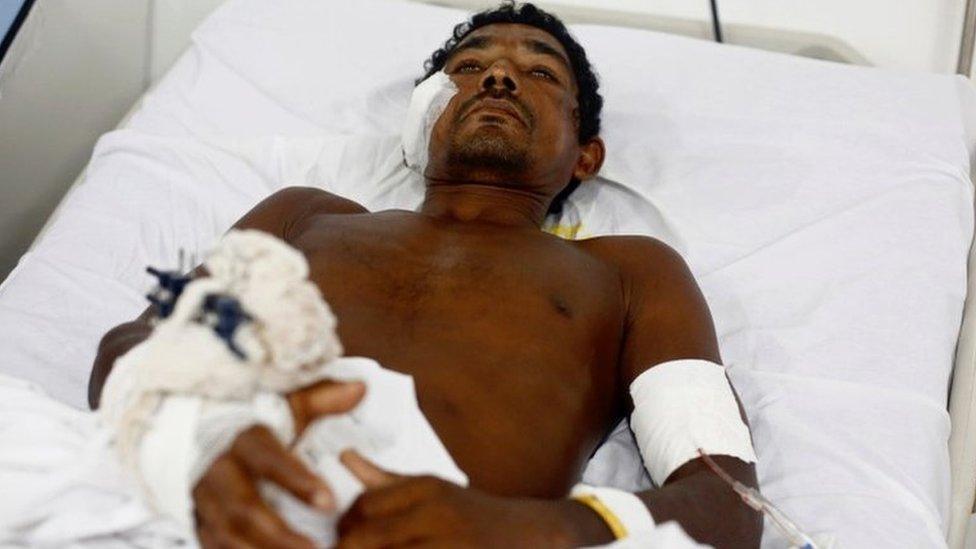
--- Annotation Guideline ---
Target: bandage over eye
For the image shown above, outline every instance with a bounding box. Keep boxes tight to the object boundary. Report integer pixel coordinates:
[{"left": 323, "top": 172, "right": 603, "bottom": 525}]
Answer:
[
  {"left": 629, "top": 359, "right": 757, "bottom": 486},
  {"left": 402, "top": 70, "right": 458, "bottom": 174}
]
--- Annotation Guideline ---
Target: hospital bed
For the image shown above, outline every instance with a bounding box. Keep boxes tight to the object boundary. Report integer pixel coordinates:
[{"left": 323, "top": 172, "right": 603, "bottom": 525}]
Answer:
[{"left": 1, "top": 0, "right": 975, "bottom": 547}]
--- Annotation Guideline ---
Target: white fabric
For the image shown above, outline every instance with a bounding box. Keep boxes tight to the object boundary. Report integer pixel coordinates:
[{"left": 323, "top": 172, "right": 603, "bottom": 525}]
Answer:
[
  {"left": 629, "top": 359, "right": 757, "bottom": 486},
  {"left": 271, "top": 356, "right": 471, "bottom": 543},
  {"left": 0, "top": 0, "right": 972, "bottom": 547},
  {"left": 570, "top": 484, "right": 657, "bottom": 542},
  {"left": 139, "top": 392, "right": 296, "bottom": 527},
  {"left": 589, "top": 522, "right": 708, "bottom": 549},
  {"left": 0, "top": 375, "right": 184, "bottom": 548},
  {"left": 402, "top": 70, "right": 457, "bottom": 173},
  {"left": 0, "top": 358, "right": 468, "bottom": 547}
]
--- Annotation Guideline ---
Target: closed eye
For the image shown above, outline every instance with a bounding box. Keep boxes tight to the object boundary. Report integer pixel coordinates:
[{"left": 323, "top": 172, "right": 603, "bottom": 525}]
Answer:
[
  {"left": 531, "top": 67, "right": 558, "bottom": 83},
  {"left": 454, "top": 61, "right": 483, "bottom": 73}
]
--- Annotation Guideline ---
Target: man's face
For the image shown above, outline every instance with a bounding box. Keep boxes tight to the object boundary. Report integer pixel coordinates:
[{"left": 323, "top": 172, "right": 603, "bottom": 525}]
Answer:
[{"left": 425, "top": 24, "right": 583, "bottom": 193}]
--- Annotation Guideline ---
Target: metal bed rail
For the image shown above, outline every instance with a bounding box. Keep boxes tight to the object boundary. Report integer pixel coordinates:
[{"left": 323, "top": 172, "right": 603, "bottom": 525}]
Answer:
[{"left": 961, "top": 0, "right": 976, "bottom": 76}]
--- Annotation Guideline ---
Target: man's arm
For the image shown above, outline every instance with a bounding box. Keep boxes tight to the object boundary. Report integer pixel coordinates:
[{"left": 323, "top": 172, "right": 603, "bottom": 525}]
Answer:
[
  {"left": 87, "top": 186, "right": 367, "bottom": 409},
  {"left": 87, "top": 186, "right": 374, "bottom": 547},
  {"left": 584, "top": 235, "right": 763, "bottom": 547}
]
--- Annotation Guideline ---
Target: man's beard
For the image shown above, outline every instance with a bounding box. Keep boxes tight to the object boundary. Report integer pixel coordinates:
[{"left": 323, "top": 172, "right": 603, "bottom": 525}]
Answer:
[{"left": 446, "top": 125, "right": 530, "bottom": 176}]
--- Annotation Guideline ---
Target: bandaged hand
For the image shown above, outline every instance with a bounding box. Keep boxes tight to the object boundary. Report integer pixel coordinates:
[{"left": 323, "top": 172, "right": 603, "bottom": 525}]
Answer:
[
  {"left": 193, "top": 380, "right": 365, "bottom": 549},
  {"left": 336, "top": 450, "right": 595, "bottom": 549}
]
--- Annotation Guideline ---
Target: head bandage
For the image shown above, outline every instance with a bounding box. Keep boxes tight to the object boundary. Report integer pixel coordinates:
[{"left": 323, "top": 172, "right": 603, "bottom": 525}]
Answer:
[
  {"left": 630, "top": 359, "right": 757, "bottom": 486},
  {"left": 402, "top": 71, "right": 458, "bottom": 174}
]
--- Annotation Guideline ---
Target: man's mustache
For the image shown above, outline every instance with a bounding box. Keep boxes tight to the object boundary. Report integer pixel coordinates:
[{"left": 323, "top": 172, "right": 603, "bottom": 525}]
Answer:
[{"left": 454, "top": 91, "right": 534, "bottom": 128}]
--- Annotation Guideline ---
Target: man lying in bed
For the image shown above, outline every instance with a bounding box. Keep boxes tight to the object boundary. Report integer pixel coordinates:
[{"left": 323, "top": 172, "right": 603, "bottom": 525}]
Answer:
[{"left": 89, "top": 3, "right": 761, "bottom": 548}]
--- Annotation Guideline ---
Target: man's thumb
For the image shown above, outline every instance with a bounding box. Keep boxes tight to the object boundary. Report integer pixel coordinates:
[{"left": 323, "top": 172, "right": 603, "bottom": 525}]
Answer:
[
  {"left": 289, "top": 381, "right": 366, "bottom": 433},
  {"left": 340, "top": 449, "right": 400, "bottom": 489}
]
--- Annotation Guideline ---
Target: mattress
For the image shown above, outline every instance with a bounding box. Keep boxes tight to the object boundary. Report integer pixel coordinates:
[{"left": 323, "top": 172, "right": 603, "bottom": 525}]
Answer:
[{"left": 1, "top": 0, "right": 975, "bottom": 546}]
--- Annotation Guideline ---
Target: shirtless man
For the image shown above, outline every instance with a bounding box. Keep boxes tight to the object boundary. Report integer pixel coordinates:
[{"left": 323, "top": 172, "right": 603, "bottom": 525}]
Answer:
[{"left": 89, "top": 3, "right": 761, "bottom": 547}]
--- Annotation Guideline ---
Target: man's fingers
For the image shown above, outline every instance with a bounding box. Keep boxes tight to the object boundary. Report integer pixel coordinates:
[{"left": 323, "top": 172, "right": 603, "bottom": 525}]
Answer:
[
  {"left": 194, "top": 484, "right": 228, "bottom": 529},
  {"left": 340, "top": 448, "right": 401, "bottom": 489},
  {"left": 196, "top": 448, "right": 317, "bottom": 549},
  {"left": 305, "top": 381, "right": 366, "bottom": 415},
  {"left": 212, "top": 529, "right": 261, "bottom": 549},
  {"left": 196, "top": 455, "right": 252, "bottom": 520},
  {"left": 289, "top": 381, "right": 365, "bottom": 433},
  {"left": 197, "top": 524, "right": 260, "bottom": 549},
  {"left": 196, "top": 524, "right": 218, "bottom": 549},
  {"left": 231, "top": 425, "right": 334, "bottom": 511},
  {"left": 194, "top": 470, "right": 262, "bottom": 549},
  {"left": 336, "top": 510, "right": 430, "bottom": 549},
  {"left": 194, "top": 482, "right": 232, "bottom": 548},
  {"left": 226, "top": 497, "right": 316, "bottom": 549},
  {"left": 340, "top": 475, "right": 447, "bottom": 528}
]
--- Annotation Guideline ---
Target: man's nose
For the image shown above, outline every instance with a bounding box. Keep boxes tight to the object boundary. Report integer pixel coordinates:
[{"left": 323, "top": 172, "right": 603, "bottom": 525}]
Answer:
[{"left": 480, "top": 63, "right": 518, "bottom": 96}]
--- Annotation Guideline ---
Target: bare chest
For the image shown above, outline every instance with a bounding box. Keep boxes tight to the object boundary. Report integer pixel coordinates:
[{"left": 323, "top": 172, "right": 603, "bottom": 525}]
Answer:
[
  {"left": 289, "top": 213, "right": 626, "bottom": 496},
  {"left": 293, "top": 214, "right": 621, "bottom": 356}
]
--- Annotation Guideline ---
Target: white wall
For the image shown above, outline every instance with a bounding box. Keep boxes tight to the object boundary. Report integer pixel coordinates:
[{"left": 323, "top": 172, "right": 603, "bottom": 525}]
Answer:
[
  {"left": 0, "top": 0, "right": 151, "bottom": 280},
  {"left": 0, "top": 0, "right": 227, "bottom": 281}
]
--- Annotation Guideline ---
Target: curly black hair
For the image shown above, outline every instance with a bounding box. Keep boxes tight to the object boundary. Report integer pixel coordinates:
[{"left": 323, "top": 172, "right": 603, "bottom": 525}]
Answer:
[{"left": 418, "top": 2, "right": 603, "bottom": 217}]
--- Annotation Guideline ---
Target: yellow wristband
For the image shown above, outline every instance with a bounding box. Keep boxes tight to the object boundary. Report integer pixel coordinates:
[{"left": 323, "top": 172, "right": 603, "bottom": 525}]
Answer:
[{"left": 571, "top": 493, "right": 629, "bottom": 540}]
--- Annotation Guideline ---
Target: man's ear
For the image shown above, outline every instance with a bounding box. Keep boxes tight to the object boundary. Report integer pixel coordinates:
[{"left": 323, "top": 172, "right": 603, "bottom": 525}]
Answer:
[{"left": 573, "top": 137, "right": 605, "bottom": 181}]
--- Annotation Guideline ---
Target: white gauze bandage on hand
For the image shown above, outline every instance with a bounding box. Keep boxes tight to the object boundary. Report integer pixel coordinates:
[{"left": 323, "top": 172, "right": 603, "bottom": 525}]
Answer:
[
  {"left": 629, "top": 359, "right": 757, "bottom": 486},
  {"left": 204, "top": 230, "right": 343, "bottom": 392},
  {"left": 100, "top": 230, "right": 468, "bottom": 543},
  {"left": 402, "top": 70, "right": 458, "bottom": 173},
  {"left": 100, "top": 230, "right": 343, "bottom": 526}
]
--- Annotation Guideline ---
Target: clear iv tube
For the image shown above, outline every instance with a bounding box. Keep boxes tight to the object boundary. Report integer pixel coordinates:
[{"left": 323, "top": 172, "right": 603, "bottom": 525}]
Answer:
[{"left": 696, "top": 449, "right": 818, "bottom": 549}]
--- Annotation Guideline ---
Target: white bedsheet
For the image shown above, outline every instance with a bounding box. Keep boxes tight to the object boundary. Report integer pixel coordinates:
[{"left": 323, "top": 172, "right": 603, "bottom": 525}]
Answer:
[
  {"left": 0, "top": 372, "right": 704, "bottom": 548},
  {"left": 1, "top": 0, "right": 974, "bottom": 546}
]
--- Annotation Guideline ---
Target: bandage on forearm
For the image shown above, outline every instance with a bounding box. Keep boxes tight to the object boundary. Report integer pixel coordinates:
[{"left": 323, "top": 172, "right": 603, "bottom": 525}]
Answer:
[{"left": 629, "top": 359, "right": 757, "bottom": 486}]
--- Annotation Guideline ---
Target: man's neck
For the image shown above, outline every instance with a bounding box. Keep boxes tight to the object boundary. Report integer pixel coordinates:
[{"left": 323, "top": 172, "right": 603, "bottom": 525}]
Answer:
[{"left": 419, "top": 179, "right": 550, "bottom": 228}]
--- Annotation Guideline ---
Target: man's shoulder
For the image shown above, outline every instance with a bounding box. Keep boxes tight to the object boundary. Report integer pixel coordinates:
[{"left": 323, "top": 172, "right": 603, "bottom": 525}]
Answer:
[
  {"left": 266, "top": 186, "right": 369, "bottom": 215},
  {"left": 578, "top": 235, "right": 721, "bottom": 374},
  {"left": 234, "top": 186, "right": 369, "bottom": 240},
  {"left": 576, "top": 234, "right": 689, "bottom": 283}
]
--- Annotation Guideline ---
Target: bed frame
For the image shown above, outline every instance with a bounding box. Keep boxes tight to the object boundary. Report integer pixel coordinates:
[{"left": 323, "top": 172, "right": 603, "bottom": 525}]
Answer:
[
  {"left": 950, "top": 225, "right": 976, "bottom": 548},
  {"left": 33, "top": 1, "right": 976, "bottom": 546},
  {"left": 417, "top": 0, "right": 869, "bottom": 66},
  {"left": 948, "top": 136, "right": 976, "bottom": 549},
  {"left": 959, "top": 0, "right": 976, "bottom": 76}
]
